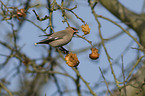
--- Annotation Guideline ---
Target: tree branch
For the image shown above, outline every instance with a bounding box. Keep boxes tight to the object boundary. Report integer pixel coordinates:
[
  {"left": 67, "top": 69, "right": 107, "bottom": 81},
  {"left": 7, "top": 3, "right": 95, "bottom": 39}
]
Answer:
[{"left": 100, "top": 0, "right": 145, "bottom": 47}]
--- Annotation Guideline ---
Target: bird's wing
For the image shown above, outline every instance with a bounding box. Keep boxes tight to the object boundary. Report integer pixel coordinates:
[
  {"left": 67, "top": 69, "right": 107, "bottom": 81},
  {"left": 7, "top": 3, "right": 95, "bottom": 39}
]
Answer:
[
  {"left": 36, "top": 36, "right": 62, "bottom": 44},
  {"left": 48, "top": 36, "right": 62, "bottom": 41}
]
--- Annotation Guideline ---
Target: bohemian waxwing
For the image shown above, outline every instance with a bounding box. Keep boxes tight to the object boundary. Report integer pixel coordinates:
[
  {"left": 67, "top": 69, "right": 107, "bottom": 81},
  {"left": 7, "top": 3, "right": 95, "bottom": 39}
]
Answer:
[{"left": 35, "top": 27, "right": 78, "bottom": 47}]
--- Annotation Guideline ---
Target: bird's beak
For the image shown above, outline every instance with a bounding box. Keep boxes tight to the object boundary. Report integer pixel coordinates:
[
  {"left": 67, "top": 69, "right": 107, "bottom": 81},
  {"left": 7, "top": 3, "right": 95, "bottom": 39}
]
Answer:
[
  {"left": 74, "top": 30, "right": 79, "bottom": 33},
  {"left": 74, "top": 29, "right": 79, "bottom": 33}
]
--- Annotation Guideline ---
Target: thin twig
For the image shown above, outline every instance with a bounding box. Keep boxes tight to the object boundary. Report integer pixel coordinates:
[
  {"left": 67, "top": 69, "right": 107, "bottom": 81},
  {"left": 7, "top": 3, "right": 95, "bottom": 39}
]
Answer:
[
  {"left": 72, "top": 67, "right": 97, "bottom": 96},
  {"left": 33, "top": 10, "right": 49, "bottom": 21},
  {"left": 126, "top": 55, "right": 145, "bottom": 81},
  {"left": 0, "top": 83, "right": 13, "bottom": 96},
  {"left": 121, "top": 55, "right": 127, "bottom": 96},
  {"left": 76, "top": 33, "right": 93, "bottom": 47},
  {"left": 26, "top": 19, "right": 47, "bottom": 34},
  {"left": 99, "top": 67, "right": 113, "bottom": 96},
  {"left": 75, "top": 67, "right": 81, "bottom": 96},
  {"left": 27, "top": 70, "right": 76, "bottom": 81}
]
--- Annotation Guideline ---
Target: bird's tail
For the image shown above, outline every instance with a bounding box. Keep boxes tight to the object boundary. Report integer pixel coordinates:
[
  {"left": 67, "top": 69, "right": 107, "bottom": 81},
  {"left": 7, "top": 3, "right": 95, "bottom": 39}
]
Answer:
[
  {"left": 35, "top": 38, "right": 51, "bottom": 45},
  {"left": 35, "top": 42, "right": 44, "bottom": 45}
]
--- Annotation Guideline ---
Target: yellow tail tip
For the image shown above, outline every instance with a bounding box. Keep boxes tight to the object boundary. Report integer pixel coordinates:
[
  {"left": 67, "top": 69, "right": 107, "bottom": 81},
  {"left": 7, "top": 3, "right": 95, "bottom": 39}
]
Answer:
[{"left": 35, "top": 43, "right": 37, "bottom": 45}]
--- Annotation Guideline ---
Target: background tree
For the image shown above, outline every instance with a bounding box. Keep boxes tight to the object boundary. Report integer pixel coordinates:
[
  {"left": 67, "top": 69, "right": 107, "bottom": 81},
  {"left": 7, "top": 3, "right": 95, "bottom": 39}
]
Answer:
[{"left": 0, "top": 0, "right": 145, "bottom": 96}]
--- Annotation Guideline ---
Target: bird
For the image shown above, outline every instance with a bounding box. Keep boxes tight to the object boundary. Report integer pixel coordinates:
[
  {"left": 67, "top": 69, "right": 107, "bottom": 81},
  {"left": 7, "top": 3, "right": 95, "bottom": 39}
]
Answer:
[{"left": 35, "top": 27, "right": 78, "bottom": 48}]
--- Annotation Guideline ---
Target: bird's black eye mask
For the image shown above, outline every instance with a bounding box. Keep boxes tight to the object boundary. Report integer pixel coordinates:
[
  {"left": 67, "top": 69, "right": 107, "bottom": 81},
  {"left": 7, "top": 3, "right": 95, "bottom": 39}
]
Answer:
[{"left": 74, "top": 31, "right": 79, "bottom": 34}]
